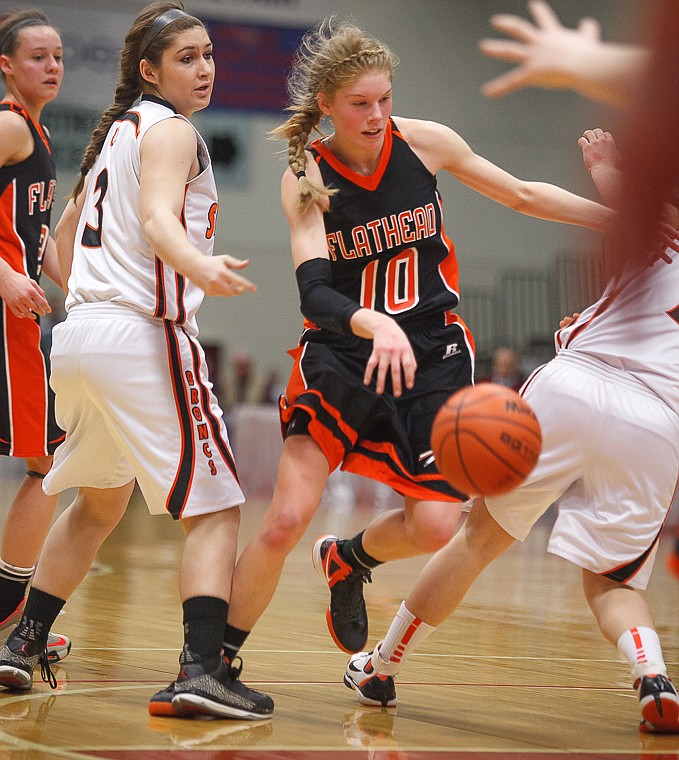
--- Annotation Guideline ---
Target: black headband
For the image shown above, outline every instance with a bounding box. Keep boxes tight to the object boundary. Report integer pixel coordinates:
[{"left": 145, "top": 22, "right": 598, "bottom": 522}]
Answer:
[
  {"left": 0, "top": 17, "right": 46, "bottom": 55},
  {"left": 138, "top": 8, "right": 191, "bottom": 58}
]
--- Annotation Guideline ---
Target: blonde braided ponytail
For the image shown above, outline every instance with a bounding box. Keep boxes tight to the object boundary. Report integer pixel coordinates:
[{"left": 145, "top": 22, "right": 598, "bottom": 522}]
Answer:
[{"left": 271, "top": 17, "right": 397, "bottom": 212}]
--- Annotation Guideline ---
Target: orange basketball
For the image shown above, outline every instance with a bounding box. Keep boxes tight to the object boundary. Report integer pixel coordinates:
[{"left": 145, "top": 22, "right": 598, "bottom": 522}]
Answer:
[{"left": 431, "top": 383, "right": 542, "bottom": 497}]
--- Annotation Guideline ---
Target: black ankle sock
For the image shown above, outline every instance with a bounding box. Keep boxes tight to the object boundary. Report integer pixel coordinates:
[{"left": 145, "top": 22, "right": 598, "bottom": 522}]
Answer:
[
  {"left": 339, "top": 531, "right": 383, "bottom": 570},
  {"left": 0, "top": 577, "right": 29, "bottom": 619},
  {"left": 222, "top": 622, "right": 250, "bottom": 664},
  {"left": 182, "top": 596, "right": 228, "bottom": 669},
  {"left": 18, "top": 587, "right": 66, "bottom": 646}
]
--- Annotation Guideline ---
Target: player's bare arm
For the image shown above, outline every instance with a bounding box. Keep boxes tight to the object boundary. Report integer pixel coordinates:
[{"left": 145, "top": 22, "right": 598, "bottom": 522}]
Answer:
[
  {"left": 0, "top": 110, "right": 33, "bottom": 165},
  {"left": 0, "top": 112, "right": 51, "bottom": 317},
  {"left": 41, "top": 236, "right": 62, "bottom": 289},
  {"left": 54, "top": 174, "right": 90, "bottom": 292},
  {"left": 399, "top": 116, "right": 615, "bottom": 233},
  {"left": 140, "top": 117, "right": 255, "bottom": 297}
]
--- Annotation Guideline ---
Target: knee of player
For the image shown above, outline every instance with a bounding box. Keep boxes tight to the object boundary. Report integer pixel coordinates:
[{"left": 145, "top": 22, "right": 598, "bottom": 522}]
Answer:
[
  {"left": 258, "top": 506, "right": 310, "bottom": 553},
  {"left": 407, "top": 516, "right": 457, "bottom": 553}
]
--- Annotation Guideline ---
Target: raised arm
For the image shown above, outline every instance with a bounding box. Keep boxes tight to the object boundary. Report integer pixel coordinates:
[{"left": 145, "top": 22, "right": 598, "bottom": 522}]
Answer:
[
  {"left": 478, "top": 0, "right": 649, "bottom": 107},
  {"left": 578, "top": 128, "right": 623, "bottom": 207},
  {"left": 396, "top": 116, "right": 616, "bottom": 234}
]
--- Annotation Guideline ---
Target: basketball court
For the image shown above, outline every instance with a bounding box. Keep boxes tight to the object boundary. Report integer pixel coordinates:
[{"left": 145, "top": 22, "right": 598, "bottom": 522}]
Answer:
[{"left": 0, "top": 459, "right": 677, "bottom": 759}]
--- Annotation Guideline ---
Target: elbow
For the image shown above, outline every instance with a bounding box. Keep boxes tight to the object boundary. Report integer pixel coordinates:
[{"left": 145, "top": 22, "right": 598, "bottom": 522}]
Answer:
[
  {"left": 139, "top": 209, "right": 166, "bottom": 250},
  {"left": 506, "top": 186, "right": 533, "bottom": 214}
]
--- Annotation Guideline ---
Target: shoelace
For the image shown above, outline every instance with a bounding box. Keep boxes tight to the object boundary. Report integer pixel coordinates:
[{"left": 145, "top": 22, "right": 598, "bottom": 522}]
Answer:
[
  {"left": 227, "top": 655, "right": 244, "bottom": 680},
  {"left": 341, "top": 570, "right": 373, "bottom": 622},
  {"left": 39, "top": 650, "right": 57, "bottom": 689}
]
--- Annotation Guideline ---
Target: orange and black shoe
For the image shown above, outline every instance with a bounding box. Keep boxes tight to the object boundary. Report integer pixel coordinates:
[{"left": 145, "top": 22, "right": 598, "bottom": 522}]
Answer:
[
  {"left": 149, "top": 682, "right": 181, "bottom": 717},
  {"left": 638, "top": 674, "right": 679, "bottom": 733},
  {"left": 312, "top": 535, "right": 371, "bottom": 654}
]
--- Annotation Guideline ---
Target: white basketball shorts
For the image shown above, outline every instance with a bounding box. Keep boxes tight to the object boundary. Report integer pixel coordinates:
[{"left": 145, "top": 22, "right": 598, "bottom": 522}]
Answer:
[
  {"left": 485, "top": 352, "right": 679, "bottom": 589},
  {"left": 43, "top": 303, "right": 244, "bottom": 519}
]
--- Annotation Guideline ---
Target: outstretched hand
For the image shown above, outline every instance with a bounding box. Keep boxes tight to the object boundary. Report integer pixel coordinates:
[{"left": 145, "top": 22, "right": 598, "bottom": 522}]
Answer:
[
  {"left": 579, "top": 129, "right": 677, "bottom": 265},
  {"left": 197, "top": 255, "right": 257, "bottom": 297},
  {"left": 363, "top": 316, "right": 417, "bottom": 397},
  {"left": 479, "top": 0, "right": 601, "bottom": 98},
  {"left": 578, "top": 128, "right": 621, "bottom": 173}
]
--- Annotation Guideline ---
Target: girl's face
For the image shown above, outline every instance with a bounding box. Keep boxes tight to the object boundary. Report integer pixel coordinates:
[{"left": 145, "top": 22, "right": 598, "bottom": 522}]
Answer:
[
  {"left": 318, "top": 70, "right": 393, "bottom": 150},
  {"left": 144, "top": 26, "right": 214, "bottom": 117},
  {"left": 0, "top": 25, "right": 63, "bottom": 108}
]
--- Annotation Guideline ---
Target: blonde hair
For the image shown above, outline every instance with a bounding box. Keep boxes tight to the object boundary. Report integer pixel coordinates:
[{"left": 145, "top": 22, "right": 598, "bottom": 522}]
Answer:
[
  {"left": 70, "top": 1, "right": 203, "bottom": 200},
  {"left": 271, "top": 18, "right": 397, "bottom": 212}
]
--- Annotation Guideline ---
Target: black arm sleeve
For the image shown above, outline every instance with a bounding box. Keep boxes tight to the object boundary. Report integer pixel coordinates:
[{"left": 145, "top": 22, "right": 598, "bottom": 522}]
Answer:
[{"left": 295, "top": 258, "right": 361, "bottom": 336}]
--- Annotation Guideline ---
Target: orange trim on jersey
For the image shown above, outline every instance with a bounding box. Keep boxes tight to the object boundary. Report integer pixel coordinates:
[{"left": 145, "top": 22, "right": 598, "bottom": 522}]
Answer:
[
  {"left": 164, "top": 323, "right": 196, "bottom": 519},
  {"left": 154, "top": 257, "right": 167, "bottom": 319},
  {"left": 309, "top": 120, "right": 393, "bottom": 192},
  {"left": 436, "top": 193, "right": 460, "bottom": 295},
  {"left": 350, "top": 439, "right": 449, "bottom": 485},
  {"left": 285, "top": 345, "right": 359, "bottom": 441},
  {"left": 0, "top": 181, "right": 26, "bottom": 271},
  {"left": 174, "top": 185, "right": 190, "bottom": 325},
  {"left": 445, "top": 312, "right": 476, "bottom": 355},
  {"left": 1, "top": 100, "right": 51, "bottom": 154},
  {"left": 4, "top": 309, "right": 49, "bottom": 456},
  {"left": 343, "top": 446, "right": 460, "bottom": 502},
  {"left": 281, "top": 344, "right": 358, "bottom": 468}
]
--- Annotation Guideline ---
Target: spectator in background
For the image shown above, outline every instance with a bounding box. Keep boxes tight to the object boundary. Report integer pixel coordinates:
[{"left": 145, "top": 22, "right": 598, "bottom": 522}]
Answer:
[
  {"left": 260, "top": 368, "right": 284, "bottom": 406},
  {"left": 478, "top": 346, "right": 525, "bottom": 391}
]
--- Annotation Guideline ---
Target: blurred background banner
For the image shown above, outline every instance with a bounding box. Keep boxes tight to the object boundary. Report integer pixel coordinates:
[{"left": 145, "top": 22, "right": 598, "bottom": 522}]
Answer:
[
  {"left": 43, "top": 1, "right": 336, "bottom": 112},
  {"left": 188, "top": 0, "right": 336, "bottom": 26},
  {"left": 15, "top": 1, "right": 333, "bottom": 180}
]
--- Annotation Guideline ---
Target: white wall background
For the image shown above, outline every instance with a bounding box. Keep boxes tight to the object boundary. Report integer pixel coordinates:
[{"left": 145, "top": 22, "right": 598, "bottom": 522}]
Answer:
[{"left": 19, "top": 0, "right": 646, "bottom": 384}]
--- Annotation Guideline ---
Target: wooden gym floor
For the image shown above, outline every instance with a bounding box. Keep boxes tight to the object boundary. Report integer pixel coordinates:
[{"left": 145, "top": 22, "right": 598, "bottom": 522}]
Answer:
[{"left": 0, "top": 458, "right": 677, "bottom": 759}]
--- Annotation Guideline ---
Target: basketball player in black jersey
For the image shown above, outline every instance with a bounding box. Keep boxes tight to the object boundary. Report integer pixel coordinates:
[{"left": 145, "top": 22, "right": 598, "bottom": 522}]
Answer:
[
  {"left": 216, "top": 17, "right": 632, "bottom": 676},
  {"left": 0, "top": 9, "right": 70, "bottom": 663}
]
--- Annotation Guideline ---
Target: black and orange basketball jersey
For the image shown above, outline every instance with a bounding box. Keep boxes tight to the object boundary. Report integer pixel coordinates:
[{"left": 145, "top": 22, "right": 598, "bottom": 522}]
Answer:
[
  {"left": 0, "top": 101, "right": 56, "bottom": 283},
  {"left": 309, "top": 119, "right": 459, "bottom": 325}
]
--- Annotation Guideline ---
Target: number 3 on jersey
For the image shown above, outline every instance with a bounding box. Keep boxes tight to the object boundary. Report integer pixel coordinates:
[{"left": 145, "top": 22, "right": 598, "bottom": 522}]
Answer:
[{"left": 81, "top": 169, "right": 109, "bottom": 249}]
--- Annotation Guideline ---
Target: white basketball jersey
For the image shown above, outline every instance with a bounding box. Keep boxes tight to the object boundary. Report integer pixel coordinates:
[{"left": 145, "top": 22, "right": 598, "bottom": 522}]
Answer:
[
  {"left": 67, "top": 95, "right": 218, "bottom": 336},
  {"left": 555, "top": 247, "right": 679, "bottom": 415}
]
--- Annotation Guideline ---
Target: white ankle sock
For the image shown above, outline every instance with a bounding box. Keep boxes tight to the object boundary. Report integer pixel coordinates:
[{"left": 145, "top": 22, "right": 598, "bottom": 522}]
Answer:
[
  {"left": 374, "top": 601, "right": 435, "bottom": 677},
  {"left": 617, "top": 627, "right": 667, "bottom": 684}
]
